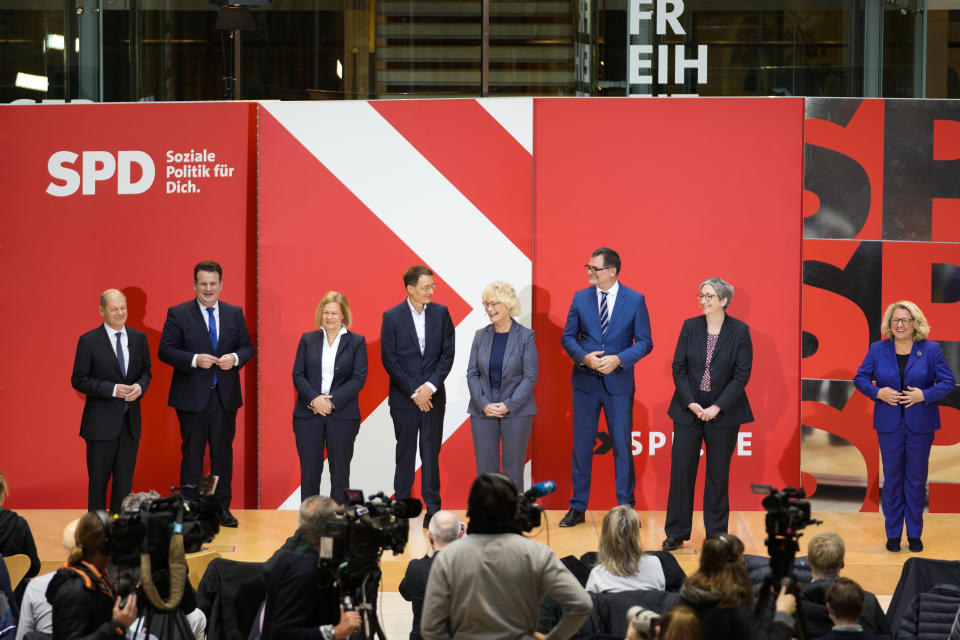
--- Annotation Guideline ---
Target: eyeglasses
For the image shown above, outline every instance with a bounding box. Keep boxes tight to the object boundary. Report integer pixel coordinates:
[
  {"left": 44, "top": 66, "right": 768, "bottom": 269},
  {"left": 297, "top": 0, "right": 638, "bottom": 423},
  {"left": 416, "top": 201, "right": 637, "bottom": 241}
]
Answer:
[
  {"left": 483, "top": 301, "right": 503, "bottom": 309},
  {"left": 584, "top": 265, "right": 612, "bottom": 275},
  {"left": 892, "top": 318, "right": 914, "bottom": 326},
  {"left": 698, "top": 293, "right": 717, "bottom": 301}
]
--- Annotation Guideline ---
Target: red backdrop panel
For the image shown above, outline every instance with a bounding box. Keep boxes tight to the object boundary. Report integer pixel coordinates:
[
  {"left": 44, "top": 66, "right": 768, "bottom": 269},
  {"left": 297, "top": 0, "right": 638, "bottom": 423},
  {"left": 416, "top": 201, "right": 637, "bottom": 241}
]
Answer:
[
  {"left": 532, "top": 97, "right": 804, "bottom": 510},
  {"left": 0, "top": 102, "right": 257, "bottom": 508}
]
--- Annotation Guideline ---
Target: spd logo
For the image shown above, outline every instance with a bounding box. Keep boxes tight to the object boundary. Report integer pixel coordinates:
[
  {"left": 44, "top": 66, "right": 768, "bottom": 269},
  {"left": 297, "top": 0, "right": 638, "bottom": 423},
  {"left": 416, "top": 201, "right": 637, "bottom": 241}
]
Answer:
[{"left": 46, "top": 151, "right": 155, "bottom": 197}]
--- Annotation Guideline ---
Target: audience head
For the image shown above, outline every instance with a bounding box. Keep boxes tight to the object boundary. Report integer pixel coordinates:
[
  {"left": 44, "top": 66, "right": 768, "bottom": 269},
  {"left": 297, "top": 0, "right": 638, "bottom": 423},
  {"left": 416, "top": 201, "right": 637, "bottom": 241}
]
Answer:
[
  {"left": 428, "top": 510, "right": 463, "bottom": 551},
  {"left": 467, "top": 473, "right": 519, "bottom": 531},
  {"left": 658, "top": 605, "right": 700, "bottom": 640},
  {"left": 826, "top": 577, "right": 864, "bottom": 625},
  {"left": 298, "top": 496, "right": 338, "bottom": 545},
  {"left": 63, "top": 519, "right": 79, "bottom": 555},
  {"left": 686, "top": 533, "right": 753, "bottom": 608},
  {"left": 70, "top": 511, "right": 111, "bottom": 567},
  {"left": 807, "top": 531, "right": 845, "bottom": 578},
  {"left": 599, "top": 505, "right": 645, "bottom": 576},
  {"left": 0, "top": 470, "right": 6, "bottom": 506},
  {"left": 120, "top": 490, "right": 161, "bottom": 513}
]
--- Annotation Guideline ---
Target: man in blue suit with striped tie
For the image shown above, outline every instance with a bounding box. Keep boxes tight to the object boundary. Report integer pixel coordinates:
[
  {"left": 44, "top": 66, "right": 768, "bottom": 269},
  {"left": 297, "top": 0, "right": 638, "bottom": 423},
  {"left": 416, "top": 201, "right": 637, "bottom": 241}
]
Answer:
[{"left": 559, "top": 248, "right": 653, "bottom": 527}]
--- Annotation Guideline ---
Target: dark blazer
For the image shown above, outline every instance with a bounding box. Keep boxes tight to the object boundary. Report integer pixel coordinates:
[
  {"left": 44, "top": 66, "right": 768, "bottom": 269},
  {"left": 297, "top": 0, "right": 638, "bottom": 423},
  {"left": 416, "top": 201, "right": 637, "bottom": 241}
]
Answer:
[
  {"left": 814, "top": 630, "right": 891, "bottom": 640},
  {"left": 466, "top": 321, "right": 538, "bottom": 417},
  {"left": 71, "top": 325, "right": 151, "bottom": 440},
  {"left": 291, "top": 330, "right": 368, "bottom": 420},
  {"left": 667, "top": 314, "right": 753, "bottom": 428},
  {"left": 561, "top": 284, "right": 652, "bottom": 396},
  {"left": 853, "top": 338, "right": 955, "bottom": 433},
  {"left": 398, "top": 553, "right": 435, "bottom": 640},
  {"left": 380, "top": 301, "right": 455, "bottom": 408},
  {"left": 158, "top": 300, "right": 254, "bottom": 412}
]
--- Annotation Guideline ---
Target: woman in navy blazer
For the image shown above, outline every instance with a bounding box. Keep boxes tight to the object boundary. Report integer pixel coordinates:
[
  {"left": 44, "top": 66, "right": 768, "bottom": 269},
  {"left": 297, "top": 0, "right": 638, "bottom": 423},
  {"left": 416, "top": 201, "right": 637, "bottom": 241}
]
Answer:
[
  {"left": 663, "top": 277, "right": 753, "bottom": 551},
  {"left": 854, "top": 300, "right": 954, "bottom": 552},
  {"left": 292, "top": 291, "right": 368, "bottom": 504},
  {"left": 466, "top": 281, "right": 538, "bottom": 491}
]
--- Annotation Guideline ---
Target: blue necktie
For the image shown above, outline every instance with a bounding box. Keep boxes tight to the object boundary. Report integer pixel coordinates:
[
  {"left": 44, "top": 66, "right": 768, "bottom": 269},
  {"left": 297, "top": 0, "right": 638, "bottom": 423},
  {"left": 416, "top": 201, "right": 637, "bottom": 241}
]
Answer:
[
  {"left": 115, "top": 332, "right": 126, "bottom": 378},
  {"left": 207, "top": 307, "right": 218, "bottom": 386},
  {"left": 600, "top": 291, "right": 609, "bottom": 336}
]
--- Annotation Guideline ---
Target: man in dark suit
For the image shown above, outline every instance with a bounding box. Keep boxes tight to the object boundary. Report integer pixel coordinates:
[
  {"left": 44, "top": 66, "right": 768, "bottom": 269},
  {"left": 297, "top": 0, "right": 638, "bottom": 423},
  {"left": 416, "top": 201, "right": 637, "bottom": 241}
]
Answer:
[
  {"left": 71, "top": 289, "right": 151, "bottom": 513},
  {"left": 159, "top": 260, "right": 254, "bottom": 527},
  {"left": 816, "top": 578, "right": 892, "bottom": 640},
  {"left": 381, "top": 265, "right": 456, "bottom": 525},
  {"left": 559, "top": 247, "right": 652, "bottom": 527},
  {"left": 399, "top": 510, "right": 463, "bottom": 640}
]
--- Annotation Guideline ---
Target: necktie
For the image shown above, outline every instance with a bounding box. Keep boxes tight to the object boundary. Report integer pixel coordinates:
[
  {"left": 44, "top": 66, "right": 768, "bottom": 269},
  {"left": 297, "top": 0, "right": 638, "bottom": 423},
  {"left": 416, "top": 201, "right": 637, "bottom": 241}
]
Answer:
[
  {"left": 600, "top": 291, "right": 609, "bottom": 336},
  {"left": 207, "top": 307, "right": 218, "bottom": 386},
  {"left": 115, "top": 332, "right": 126, "bottom": 378}
]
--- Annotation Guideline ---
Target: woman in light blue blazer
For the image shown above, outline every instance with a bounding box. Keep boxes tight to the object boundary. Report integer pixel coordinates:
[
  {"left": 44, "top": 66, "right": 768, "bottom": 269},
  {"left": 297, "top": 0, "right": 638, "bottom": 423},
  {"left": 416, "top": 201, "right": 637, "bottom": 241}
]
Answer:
[
  {"left": 466, "top": 281, "right": 538, "bottom": 491},
  {"left": 854, "top": 300, "right": 955, "bottom": 552}
]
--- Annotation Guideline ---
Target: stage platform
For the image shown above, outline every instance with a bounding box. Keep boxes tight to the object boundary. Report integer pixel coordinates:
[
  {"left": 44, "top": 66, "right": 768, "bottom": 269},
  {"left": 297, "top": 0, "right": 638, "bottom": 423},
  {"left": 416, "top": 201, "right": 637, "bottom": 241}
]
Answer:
[{"left": 18, "top": 508, "right": 957, "bottom": 595}]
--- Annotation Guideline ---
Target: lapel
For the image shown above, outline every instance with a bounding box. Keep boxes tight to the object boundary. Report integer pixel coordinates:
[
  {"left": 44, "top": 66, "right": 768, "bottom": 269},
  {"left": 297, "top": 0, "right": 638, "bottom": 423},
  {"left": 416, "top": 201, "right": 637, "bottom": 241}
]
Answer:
[
  {"left": 587, "top": 288, "right": 603, "bottom": 334},
  {"left": 882, "top": 338, "right": 899, "bottom": 374},
  {"left": 904, "top": 339, "right": 923, "bottom": 376},
  {"left": 401, "top": 300, "right": 423, "bottom": 358},
  {"left": 504, "top": 322, "right": 521, "bottom": 370},
  {"left": 193, "top": 303, "right": 218, "bottom": 354},
  {"left": 713, "top": 314, "right": 734, "bottom": 362},
  {"left": 97, "top": 327, "right": 124, "bottom": 378},
  {"left": 605, "top": 284, "right": 624, "bottom": 335},
  {"left": 479, "top": 325, "right": 494, "bottom": 375},
  {"left": 691, "top": 316, "right": 708, "bottom": 370},
  {"left": 334, "top": 331, "right": 350, "bottom": 367}
]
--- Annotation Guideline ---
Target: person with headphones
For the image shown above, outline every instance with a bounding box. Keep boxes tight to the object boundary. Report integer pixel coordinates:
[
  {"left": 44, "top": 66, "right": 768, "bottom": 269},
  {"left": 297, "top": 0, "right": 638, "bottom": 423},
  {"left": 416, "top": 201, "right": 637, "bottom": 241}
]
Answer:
[
  {"left": 46, "top": 511, "right": 138, "bottom": 639},
  {"left": 420, "top": 473, "right": 592, "bottom": 640}
]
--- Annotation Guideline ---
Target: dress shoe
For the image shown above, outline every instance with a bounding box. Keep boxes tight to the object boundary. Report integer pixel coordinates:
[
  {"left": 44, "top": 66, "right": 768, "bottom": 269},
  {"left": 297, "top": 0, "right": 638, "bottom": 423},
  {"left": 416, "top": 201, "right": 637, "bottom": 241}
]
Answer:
[
  {"left": 908, "top": 537, "right": 923, "bottom": 552},
  {"left": 423, "top": 512, "right": 432, "bottom": 529},
  {"left": 559, "top": 509, "right": 585, "bottom": 527},
  {"left": 220, "top": 509, "right": 238, "bottom": 528},
  {"left": 885, "top": 538, "right": 901, "bottom": 552},
  {"left": 662, "top": 536, "right": 684, "bottom": 551}
]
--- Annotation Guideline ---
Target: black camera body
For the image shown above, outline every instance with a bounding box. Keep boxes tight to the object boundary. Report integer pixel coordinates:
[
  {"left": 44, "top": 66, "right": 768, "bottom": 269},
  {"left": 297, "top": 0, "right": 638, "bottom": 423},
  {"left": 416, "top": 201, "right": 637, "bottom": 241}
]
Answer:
[
  {"left": 111, "top": 494, "right": 221, "bottom": 571},
  {"left": 515, "top": 493, "right": 543, "bottom": 532},
  {"left": 761, "top": 485, "right": 814, "bottom": 539}
]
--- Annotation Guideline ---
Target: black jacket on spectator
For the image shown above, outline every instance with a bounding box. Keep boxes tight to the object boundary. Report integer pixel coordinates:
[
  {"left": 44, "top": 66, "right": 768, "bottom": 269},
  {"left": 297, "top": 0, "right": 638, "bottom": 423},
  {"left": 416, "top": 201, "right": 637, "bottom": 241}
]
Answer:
[
  {"left": 0, "top": 509, "right": 41, "bottom": 605},
  {"left": 399, "top": 554, "right": 434, "bottom": 640},
  {"left": 45, "top": 562, "right": 122, "bottom": 640},
  {"left": 816, "top": 630, "right": 891, "bottom": 640},
  {"left": 260, "top": 530, "right": 338, "bottom": 640},
  {"left": 896, "top": 583, "right": 960, "bottom": 640},
  {"left": 799, "top": 578, "right": 890, "bottom": 638},
  {"left": 679, "top": 584, "right": 793, "bottom": 640},
  {"left": 196, "top": 558, "right": 266, "bottom": 640},
  {"left": 886, "top": 558, "right": 960, "bottom": 636}
]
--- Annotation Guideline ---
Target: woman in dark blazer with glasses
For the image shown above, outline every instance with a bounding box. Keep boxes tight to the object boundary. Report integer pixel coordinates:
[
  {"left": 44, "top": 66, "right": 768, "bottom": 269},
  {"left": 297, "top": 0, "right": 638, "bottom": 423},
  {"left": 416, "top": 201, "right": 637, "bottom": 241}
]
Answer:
[
  {"left": 466, "top": 281, "right": 538, "bottom": 491},
  {"left": 663, "top": 277, "right": 753, "bottom": 551}
]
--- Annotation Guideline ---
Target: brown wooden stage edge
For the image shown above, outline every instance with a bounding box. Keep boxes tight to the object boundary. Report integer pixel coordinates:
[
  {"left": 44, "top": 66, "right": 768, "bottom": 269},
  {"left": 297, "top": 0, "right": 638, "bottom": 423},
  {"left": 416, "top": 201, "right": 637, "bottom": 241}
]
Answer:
[{"left": 21, "top": 509, "right": 956, "bottom": 595}]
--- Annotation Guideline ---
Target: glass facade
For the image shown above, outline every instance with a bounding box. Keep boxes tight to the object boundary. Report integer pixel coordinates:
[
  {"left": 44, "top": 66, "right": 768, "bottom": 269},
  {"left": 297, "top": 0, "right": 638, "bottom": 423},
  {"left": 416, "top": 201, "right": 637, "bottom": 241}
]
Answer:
[{"left": 2, "top": 0, "right": 959, "bottom": 103}]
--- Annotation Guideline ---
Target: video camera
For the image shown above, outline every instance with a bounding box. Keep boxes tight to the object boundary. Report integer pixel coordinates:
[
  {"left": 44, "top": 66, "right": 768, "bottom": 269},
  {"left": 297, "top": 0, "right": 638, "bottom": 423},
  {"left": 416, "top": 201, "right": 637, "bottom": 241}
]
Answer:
[
  {"left": 758, "top": 485, "right": 816, "bottom": 539},
  {"left": 516, "top": 480, "right": 557, "bottom": 532}
]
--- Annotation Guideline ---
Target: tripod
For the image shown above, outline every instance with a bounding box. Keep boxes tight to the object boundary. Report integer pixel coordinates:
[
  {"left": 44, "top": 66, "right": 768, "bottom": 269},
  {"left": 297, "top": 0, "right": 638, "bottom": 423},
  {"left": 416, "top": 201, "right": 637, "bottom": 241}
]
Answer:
[
  {"left": 754, "top": 532, "right": 812, "bottom": 640},
  {"left": 341, "top": 570, "right": 385, "bottom": 640}
]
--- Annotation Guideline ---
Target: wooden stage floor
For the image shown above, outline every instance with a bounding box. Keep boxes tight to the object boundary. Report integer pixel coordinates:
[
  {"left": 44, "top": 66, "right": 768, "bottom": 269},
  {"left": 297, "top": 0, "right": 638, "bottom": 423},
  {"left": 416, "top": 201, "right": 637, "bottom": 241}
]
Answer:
[{"left": 20, "top": 509, "right": 959, "bottom": 595}]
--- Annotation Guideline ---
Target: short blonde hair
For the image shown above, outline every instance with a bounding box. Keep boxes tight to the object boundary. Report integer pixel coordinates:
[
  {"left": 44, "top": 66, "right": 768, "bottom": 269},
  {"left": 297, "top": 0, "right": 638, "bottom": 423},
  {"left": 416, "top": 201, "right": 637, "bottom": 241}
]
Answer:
[
  {"left": 598, "top": 505, "right": 645, "bottom": 576},
  {"left": 807, "top": 532, "right": 844, "bottom": 577},
  {"left": 481, "top": 281, "right": 521, "bottom": 317},
  {"left": 314, "top": 291, "right": 352, "bottom": 329},
  {"left": 881, "top": 300, "right": 929, "bottom": 341}
]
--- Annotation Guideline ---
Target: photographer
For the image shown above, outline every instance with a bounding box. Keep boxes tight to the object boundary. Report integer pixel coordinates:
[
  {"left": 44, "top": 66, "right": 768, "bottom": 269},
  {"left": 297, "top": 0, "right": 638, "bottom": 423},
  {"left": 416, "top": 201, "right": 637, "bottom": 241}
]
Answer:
[
  {"left": 399, "top": 510, "right": 463, "bottom": 640},
  {"left": 46, "top": 512, "right": 139, "bottom": 640},
  {"left": 421, "top": 474, "right": 591, "bottom": 640},
  {"left": 261, "top": 496, "right": 361, "bottom": 640}
]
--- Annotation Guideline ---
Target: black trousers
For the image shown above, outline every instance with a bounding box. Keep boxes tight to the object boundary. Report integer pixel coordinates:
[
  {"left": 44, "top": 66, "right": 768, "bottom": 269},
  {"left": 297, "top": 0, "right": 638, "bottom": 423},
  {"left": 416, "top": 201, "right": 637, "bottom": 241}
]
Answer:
[
  {"left": 177, "top": 386, "right": 237, "bottom": 509},
  {"left": 85, "top": 412, "right": 138, "bottom": 513},
  {"left": 293, "top": 413, "right": 360, "bottom": 505},
  {"left": 391, "top": 405, "right": 444, "bottom": 514},
  {"left": 664, "top": 418, "right": 740, "bottom": 539}
]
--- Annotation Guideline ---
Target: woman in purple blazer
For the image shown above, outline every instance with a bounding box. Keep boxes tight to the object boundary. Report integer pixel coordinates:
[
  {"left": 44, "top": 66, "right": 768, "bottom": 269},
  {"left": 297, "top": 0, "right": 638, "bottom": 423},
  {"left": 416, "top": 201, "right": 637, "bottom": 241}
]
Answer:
[{"left": 854, "top": 301, "right": 955, "bottom": 552}]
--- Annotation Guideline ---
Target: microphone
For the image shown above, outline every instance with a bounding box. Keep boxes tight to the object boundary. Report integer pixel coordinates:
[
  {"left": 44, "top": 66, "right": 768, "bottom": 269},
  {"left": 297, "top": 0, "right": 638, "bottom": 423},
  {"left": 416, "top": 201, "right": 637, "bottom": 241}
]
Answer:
[{"left": 524, "top": 480, "right": 557, "bottom": 499}]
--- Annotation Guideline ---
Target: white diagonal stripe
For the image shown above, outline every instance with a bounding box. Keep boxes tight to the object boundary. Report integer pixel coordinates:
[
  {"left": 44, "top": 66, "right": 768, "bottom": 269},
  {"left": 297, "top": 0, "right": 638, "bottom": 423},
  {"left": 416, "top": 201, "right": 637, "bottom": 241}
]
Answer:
[
  {"left": 268, "top": 100, "right": 532, "bottom": 508},
  {"left": 477, "top": 97, "right": 533, "bottom": 155}
]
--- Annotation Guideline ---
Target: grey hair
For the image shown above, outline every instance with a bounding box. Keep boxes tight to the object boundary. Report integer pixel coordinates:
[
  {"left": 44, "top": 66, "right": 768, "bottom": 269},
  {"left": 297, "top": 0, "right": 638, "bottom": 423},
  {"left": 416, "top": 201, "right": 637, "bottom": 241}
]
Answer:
[
  {"left": 120, "top": 490, "right": 161, "bottom": 513},
  {"left": 429, "top": 510, "right": 462, "bottom": 546},
  {"left": 100, "top": 288, "right": 126, "bottom": 307},
  {"left": 299, "top": 496, "right": 338, "bottom": 542},
  {"left": 700, "top": 277, "right": 734, "bottom": 309}
]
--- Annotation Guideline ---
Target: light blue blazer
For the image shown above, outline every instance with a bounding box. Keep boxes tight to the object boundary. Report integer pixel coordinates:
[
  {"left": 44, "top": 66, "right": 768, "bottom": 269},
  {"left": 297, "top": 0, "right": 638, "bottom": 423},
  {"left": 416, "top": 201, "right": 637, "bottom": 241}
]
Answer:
[{"left": 466, "top": 321, "right": 538, "bottom": 417}]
